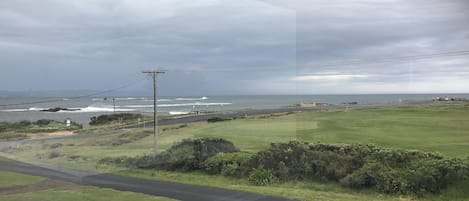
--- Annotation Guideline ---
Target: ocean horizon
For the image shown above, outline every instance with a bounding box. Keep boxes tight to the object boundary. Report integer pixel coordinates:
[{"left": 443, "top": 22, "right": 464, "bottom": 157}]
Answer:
[{"left": 1, "top": 93, "right": 469, "bottom": 125}]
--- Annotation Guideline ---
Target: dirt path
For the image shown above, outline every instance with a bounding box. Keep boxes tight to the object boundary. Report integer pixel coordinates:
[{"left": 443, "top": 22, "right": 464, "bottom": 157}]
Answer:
[{"left": 29, "top": 131, "right": 74, "bottom": 139}]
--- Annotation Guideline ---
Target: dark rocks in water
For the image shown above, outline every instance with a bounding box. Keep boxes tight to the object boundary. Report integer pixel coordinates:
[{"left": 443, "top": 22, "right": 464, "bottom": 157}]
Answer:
[
  {"left": 342, "top": 101, "right": 358, "bottom": 105},
  {"left": 40, "top": 107, "right": 80, "bottom": 112},
  {"left": 432, "top": 97, "right": 467, "bottom": 101}
]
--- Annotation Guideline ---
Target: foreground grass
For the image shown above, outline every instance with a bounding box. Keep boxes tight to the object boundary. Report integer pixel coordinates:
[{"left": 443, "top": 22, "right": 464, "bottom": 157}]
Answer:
[
  {"left": 0, "top": 171, "right": 44, "bottom": 188},
  {"left": 0, "top": 188, "right": 177, "bottom": 201},
  {"left": 0, "top": 170, "right": 176, "bottom": 201},
  {"left": 117, "top": 168, "right": 469, "bottom": 201},
  {"left": 2, "top": 105, "right": 469, "bottom": 200},
  {"left": 118, "top": 169, "right": 413, "bottom": 201}
]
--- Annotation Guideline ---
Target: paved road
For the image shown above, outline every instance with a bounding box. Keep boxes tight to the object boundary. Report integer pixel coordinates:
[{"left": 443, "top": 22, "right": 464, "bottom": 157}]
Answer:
[{"left": 0, "top": 160, "right": 294, "bottom": 201}]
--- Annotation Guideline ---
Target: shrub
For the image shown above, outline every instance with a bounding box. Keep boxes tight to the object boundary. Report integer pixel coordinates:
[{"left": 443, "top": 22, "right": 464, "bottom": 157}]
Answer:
[
  {"left": 204, "top": 152, "right": 251, "bottom": 177},
  {"left": 156, "top": 138, "right": 239, "bottom": 171},
  {"left": 17, "top": 120, "right": 31, "bottom": 127},
  {"left": 47, "top": 151, "right": 61, "bottom": 159},
  {"left": 98, "top": 138, "right": 239, "bottom": 171},
  {"left": 162, "top": 124, "right": 188, "bottom": 131},
  {"left": 242, "top": 141, "right": 469, "bottom": 195},
  {"left": 98, "top": 155, "right": 156, "bottom": 168},
  {"left": 68, "top": 155, "right": 81, "bottom": 160},
  {"left": 96, "top": 139, "right": 469, "bottom": 196},
  {"left": 207, "top": 117, "right": 231, "bottom": 123},
  {"left": 221, "top": 163, "right": 242, "bottom": 177},
  {"left": 49, "top": 143, "right": 63, "bottom": 149},
  {"left": 35, "top": 119, "right": 53, "bottom": 125},
  {"left": 90, "top": 113, "right": 144, "bottom": 125},
  {"left": 248, "top": 169, "right": 276, "bottom": 185},
  {"left": 277, "top": 161, "right": 289, "bottom": 181}
]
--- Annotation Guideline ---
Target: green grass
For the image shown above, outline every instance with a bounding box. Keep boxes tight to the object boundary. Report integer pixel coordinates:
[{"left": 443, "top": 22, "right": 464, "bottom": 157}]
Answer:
[
  {"left": 2, "top": 105, "right": 469, "bottom": 201},
  {"left": 0, "top": 170, "right": 177, "bottom": 201},
  {"left": 118, "top": 169, "right": 415, "bottom": 201},
  {"left": 294, "top": 105, "right": 469, "bottom": 158},
  {"left": 0, "top": 187, "right": 177, "bottom": 201},
  {"left": 0, "top": 171, "right": 44, "bottom": 188}
]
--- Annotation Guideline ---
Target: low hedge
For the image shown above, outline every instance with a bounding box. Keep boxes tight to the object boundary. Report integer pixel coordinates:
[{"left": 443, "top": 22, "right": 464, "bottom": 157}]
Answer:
[{"left": 204, "top": 152, "right": 252, "bottom": 177}]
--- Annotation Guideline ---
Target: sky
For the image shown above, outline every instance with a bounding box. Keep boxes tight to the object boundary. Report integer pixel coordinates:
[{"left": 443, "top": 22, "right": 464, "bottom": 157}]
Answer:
[{"left": 0, "top": 0, "right": 468, "bottom": 96}]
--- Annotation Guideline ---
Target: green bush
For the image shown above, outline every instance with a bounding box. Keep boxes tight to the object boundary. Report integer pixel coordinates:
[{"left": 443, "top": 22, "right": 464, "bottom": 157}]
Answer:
[
  {"left": 243, "top": 141, "right": 363, "bottom": 181},
  {"left": 47, "top": 151, "right": 61, "bottom": 159},
  {"left": 242, "top": 141, "right": 469, "bottom": 195},
  {"left": 155, "top": 138, "right": 239, "bottom": 171},
  {"left": 90, "top": 113, "right": 144, "bottom": 125},
  {"left": 204, "top": 152, "right": 251, "bottom": 177},
  {"left": 97, "top": 139, "right": 469, "bottom": 196},
  {"left": 35, "top": 119, "right": 53, "bottom": 125},
  {"left": 98, "top": 138, "right": 239, "bottom": 171},
  {"left": 0, "top": 119, "right": 81, "bottom": 134},
  {"left": 248, "top": 169, "right": 276, "bottom": 185},
  {"left": 207, "top": 117, "right": 231, "bottom": 123},
  {"left": 98, "top": 154, "right": 156, "bottom": 168}
]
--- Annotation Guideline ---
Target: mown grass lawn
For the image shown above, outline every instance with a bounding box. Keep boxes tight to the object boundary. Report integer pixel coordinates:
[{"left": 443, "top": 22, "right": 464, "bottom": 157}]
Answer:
[{"left": 294, "top": 105, "right": 469, "bottom": 158}]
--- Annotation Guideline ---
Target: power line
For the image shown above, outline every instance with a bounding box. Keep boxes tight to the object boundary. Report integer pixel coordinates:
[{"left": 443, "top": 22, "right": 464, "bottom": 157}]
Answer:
[{"left": 0, "top": 79, "right": 142, "bottom": 107}]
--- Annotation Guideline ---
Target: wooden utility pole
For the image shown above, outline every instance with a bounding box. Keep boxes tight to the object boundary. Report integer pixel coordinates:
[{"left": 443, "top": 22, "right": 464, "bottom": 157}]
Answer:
[
  {"left": 142, "top": 70, "right": 165, "bottom": 155},
  {"left": 112, "top": 98, "right": 116, "bottom": 113}
]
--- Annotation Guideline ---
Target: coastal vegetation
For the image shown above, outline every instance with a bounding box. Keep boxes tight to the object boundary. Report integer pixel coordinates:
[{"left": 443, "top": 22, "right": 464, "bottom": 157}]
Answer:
[
  {"left": 206, "top": 116, "right": 232, "bottom": 123},
  {"left": 89, "top": 113, "right": 145, "bottom": 126},
  {"left": 0, "top": 120, "right": 81, "bottom": 140},
  {"left": 99, "top": 139, "right": 469, "bottom": 196},
  {"left": 2, "top": 104, "right": 469, "bottom": 200}
]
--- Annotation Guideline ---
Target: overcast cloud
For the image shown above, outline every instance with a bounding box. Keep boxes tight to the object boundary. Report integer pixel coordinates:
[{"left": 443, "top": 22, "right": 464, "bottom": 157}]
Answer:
[{"left": 0, "top": 0, "right": 468, "bottom": 95}]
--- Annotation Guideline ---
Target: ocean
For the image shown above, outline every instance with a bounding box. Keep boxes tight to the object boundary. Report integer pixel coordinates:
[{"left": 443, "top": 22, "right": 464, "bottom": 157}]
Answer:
[{"left": 1, "top": 94, "right": 468, "bottom": 125}]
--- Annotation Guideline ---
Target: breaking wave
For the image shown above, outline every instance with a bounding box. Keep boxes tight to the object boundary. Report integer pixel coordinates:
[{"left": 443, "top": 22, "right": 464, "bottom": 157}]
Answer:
[
  {"left": 124, "top": 102, "right": 231, "bottom": 108},
  {"left": 57, "top": 106, "right": 136, "bottom": 113},
  {"left": 143, "top": 99, "right": 172, "bottom": 102},
  {"left": 175, "top": 97, "right": 208, "bottom": 101},
  {"left": 169, "top": 111, "right": 190, "bottom": 115},
  {"left": 115, "top": 97, "right": 138, "bottom": 101},
  {"left": 1, "top": 107, "right": 48, "bottom": 112},
  {"left": 1, "top": 109, "right": 28, "bottom": 112}
]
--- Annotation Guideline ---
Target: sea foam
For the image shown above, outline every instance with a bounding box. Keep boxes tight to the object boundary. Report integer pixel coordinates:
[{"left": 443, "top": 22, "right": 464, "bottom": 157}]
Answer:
[
  {"left": 175, "top": 97, "right": 208, "bottom": 101},
  {"left": 124, "top": 102, "right": 231, "bottom": 108},
  {"left": 57, "top": 106, "right": 136, "bottom": 113}
]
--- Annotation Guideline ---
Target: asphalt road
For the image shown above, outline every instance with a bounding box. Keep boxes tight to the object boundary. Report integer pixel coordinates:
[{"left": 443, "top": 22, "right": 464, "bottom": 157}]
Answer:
[{"left": 0, "top": 160, "right": 294, "bottom": 201}]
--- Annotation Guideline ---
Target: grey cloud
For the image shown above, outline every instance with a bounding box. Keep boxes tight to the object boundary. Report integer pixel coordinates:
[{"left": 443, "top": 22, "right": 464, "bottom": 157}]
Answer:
[{"left": 0, "top": 0, "right": 468, "bottom": 95}]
